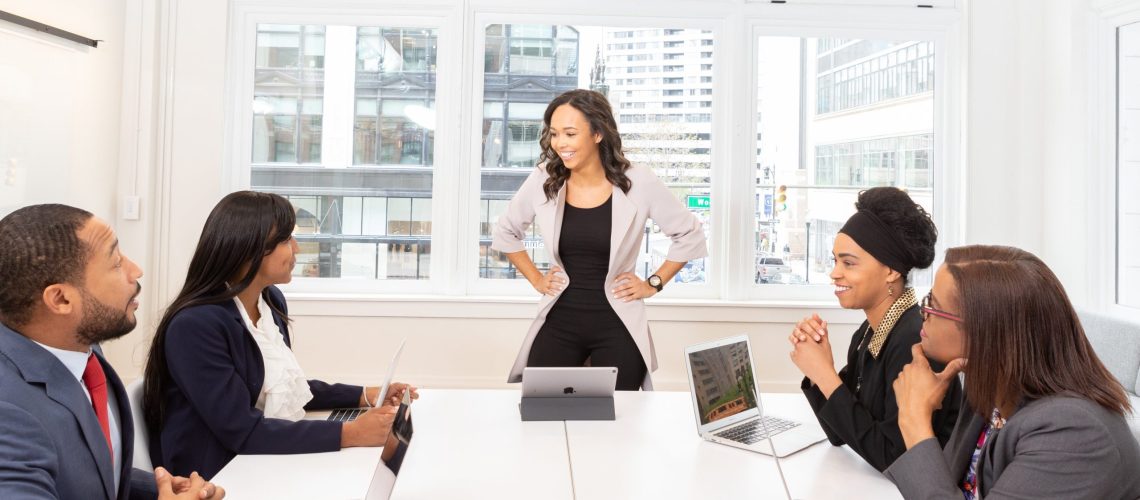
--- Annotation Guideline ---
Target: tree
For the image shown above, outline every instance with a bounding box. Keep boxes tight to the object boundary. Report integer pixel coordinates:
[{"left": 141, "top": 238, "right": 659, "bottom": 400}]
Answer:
[{"left": 623, "top": 122, "right": 707, "bottom": 186}]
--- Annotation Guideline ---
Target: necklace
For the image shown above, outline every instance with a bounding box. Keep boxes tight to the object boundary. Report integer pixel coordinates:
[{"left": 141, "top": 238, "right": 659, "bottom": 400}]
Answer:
[{"left": 854, "top": 322, "right": 874, "bottom": 393}]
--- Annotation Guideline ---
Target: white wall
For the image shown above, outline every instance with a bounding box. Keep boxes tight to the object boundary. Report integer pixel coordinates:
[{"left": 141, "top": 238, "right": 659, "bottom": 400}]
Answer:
[
  {"left": 964, "top": 0, "right": 1100, "bottom": 307},
  {"left": 282, "top": 300, "right": 863, "bottom": 391},
  {"left": 0, "top": 0, "right": 154, "bottom": 372},
  {"left": 7, "top": 0, "right": 1126, "bottom": 392},
  {"left": 0, "top": 0, "right": 124, "bottom": 218}
]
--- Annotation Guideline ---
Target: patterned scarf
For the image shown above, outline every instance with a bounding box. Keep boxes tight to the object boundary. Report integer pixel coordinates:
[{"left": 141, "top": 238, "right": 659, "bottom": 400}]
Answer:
[{"left": 867, "top": 287, "right": 917, "bottom": 359}]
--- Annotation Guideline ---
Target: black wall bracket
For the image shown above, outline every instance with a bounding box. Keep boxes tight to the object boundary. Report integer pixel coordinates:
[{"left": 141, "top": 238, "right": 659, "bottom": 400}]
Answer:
[{"left": 0, "top": 10, "right": 100, "bottom": 48}]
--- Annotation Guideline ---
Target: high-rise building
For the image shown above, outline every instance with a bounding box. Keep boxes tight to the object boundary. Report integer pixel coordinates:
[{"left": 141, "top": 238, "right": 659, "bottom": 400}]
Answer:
[
  {"left": 755, "top": 37, "right": 936, "bottom": 285},
  {"left": 689, "top": 342, "right": 751, "bottom": 410},
  {"left": 604, "top": 28, "right": 715, "bottom": 186}
]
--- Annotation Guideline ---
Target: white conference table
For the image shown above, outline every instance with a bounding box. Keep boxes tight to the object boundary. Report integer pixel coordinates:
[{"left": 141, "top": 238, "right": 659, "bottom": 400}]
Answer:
[
  {"left": 211, "top": 446, "right": 389, "bottom": 499},
  {"left": 563, "top": 391, "right": 901, "bottom": 500},
  {"left": 214, "top": 389, "right": 901, "bottom": 500},
  {"left": 388, "top": 389, "right": 575, "bottom": 500}
]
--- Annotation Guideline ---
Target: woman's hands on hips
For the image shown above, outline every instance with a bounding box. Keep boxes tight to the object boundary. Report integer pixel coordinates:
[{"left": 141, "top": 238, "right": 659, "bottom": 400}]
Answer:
[
  {"left": 532, "top": 266, "right": 566, "bottom": 296},
  {"left": 612, "top": 272, "right": 657, "bottom": 302}
]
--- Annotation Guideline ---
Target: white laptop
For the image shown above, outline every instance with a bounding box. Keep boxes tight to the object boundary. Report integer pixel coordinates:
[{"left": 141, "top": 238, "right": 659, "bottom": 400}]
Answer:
[
  {"left": 325, "top": 338, "right": 407, "bottom": 422},
  {"left": 684, "top": 335, "right": 826, "bottom": 457},
  {"left": 521, "top": 367, "right": 618, "bottom": 398}
]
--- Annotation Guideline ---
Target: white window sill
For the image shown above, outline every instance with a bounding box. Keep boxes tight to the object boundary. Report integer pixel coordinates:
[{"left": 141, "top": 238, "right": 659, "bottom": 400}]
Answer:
[{"left": 283, "top": 291, "right": 866, "bottom": 323}]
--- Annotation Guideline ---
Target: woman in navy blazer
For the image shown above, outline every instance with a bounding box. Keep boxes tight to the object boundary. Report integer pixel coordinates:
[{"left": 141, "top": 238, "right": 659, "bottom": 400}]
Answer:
[{"left": 142, "top": 191, "right": 413, "bottom": 479}]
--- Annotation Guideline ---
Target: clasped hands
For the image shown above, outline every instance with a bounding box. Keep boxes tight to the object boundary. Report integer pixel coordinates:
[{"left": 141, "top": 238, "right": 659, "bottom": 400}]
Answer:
[
  {"left": 788, "top": 314, "right": 842, "bottom": 396},
  {"left": 155, "top": 466, "right": 224, "bottom": 499}
]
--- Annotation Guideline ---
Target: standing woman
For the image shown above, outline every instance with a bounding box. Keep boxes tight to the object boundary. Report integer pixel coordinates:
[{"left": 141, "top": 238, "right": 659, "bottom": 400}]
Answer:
[
  {"left": 143, "top": 191, "right": 414, "bottom": 479},
  {"left": 492, "top": 89, "right": 707, "bottom": 390},
  {"left": 891, "top": 245, "right": 1140, "bottom": 499},
  {"left": 788, "top": 187, "right": 961, "bottom": 471}
]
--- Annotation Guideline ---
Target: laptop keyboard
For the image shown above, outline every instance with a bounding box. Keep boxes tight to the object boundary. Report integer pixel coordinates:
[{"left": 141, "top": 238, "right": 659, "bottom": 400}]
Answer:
[
  {"left": 714, "top": 416, "right": 800, "bottom": 444},
  {"left": 327, "top": 408, "right": 365, "bottom": 422}
]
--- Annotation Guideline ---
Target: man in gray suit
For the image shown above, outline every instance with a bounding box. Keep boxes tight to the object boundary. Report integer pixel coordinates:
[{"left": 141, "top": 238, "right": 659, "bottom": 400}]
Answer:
[{"left": 0, "top": 204, "right": 223, "bottom": 500}]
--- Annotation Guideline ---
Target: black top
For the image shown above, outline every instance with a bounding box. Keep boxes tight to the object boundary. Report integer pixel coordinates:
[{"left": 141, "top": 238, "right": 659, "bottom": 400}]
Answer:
[
  {"left": 801, "top": 305, "right": 963, "bottom": 472},
  {"left": 558, "top": 196, "right": 612, "bottom": 291}
]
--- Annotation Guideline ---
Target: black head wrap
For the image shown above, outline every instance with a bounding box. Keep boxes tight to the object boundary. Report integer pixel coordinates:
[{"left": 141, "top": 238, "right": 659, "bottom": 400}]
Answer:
[{"left": 838, "top": 210, "right": 914, "bottom": 276}]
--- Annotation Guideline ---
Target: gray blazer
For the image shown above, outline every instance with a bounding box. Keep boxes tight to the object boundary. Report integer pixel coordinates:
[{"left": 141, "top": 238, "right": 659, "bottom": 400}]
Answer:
[
  {"left": 492, "top": 165, "right": 708, "bottom": 389},
  {"left": 886, "top": 394, "right": 1140, "bottom": 499},
  {"left": 0, "top": 322, "right": 151, "bottom": 500}
]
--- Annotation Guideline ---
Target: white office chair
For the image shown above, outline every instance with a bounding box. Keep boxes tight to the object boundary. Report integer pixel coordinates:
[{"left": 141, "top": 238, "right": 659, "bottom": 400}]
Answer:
[{"left": 125, "top": 378, "right": 153, "bottom": 471}]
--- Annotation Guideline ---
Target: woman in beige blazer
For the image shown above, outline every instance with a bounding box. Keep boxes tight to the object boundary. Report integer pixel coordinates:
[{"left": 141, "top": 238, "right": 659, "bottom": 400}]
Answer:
[{"left": 492, "top": 89, "right": 707, "bottom": 390}]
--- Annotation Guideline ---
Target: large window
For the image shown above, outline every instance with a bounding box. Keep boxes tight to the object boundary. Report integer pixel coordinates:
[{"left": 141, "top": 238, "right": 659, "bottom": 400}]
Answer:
[
  {"left": 1119, "top": 21, "right": 1140, "bottom": 309},
  {"left": 228, "top": 6, "right": 959, "bottom": 299},
  {"left": 251, "top": 24, "right": 438, "bottom": 280},
  {"left": 354, "top": 28, "right": 437, "bottom": 166},
  {"left": 815, "top": 135, "right": 932, "bottom": 188},
  {"left": 252, "top": 25, "right": 325, "bottom": 164},
  {"left": 755, "top": 37, "right": 935, "bottom": 286},
  {"left": 816, "top": 40, "right": 934, "bottom": 114},
  {"left": 477, "top": 24, "right": 714, "bottom": 285}
]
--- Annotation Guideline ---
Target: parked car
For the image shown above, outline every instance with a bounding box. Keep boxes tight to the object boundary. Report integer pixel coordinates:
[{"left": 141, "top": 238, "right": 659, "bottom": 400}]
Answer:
[
  {"left": 674, "top": 260, "right": 706, "bottom": 283},
  {"left": 755, "top": 257, "right": 792, "bottom": 283},
  {"left": 767, "top": 271, "right": 806, "bottom": 285}
]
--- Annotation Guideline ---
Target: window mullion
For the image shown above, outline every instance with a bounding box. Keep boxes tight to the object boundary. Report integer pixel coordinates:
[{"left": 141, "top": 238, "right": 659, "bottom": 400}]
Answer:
[{"left": 322, "top": 26, "right": 358, "bottom": 168}]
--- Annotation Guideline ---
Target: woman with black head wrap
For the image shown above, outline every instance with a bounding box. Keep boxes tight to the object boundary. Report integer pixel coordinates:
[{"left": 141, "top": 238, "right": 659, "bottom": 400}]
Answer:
[{"left": 787, "top": 187, "right": 961, "bottom": 472}]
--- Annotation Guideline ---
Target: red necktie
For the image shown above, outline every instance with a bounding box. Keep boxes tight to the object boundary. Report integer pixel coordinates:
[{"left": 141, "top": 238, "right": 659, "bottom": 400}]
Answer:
[{"left": 82, "top": 353, "right": 114, "bottom": 458}]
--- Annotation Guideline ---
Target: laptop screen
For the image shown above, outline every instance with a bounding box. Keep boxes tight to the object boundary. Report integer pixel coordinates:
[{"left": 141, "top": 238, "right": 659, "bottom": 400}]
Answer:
[{"left": 687, "top": 339, "right": 760, "bottom": 426}]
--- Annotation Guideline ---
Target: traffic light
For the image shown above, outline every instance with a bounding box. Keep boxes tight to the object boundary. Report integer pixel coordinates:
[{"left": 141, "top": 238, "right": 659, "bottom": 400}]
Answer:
[{"left": 774, "top": 185, "right": 788, "bottom": 213}]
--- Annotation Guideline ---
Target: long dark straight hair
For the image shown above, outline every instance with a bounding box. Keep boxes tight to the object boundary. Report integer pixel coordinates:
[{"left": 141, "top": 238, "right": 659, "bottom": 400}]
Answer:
[
  {"left": 538, "top": 89, "right": 632, "bottom": 201},
  {"left": 142, "top": 191, "right": 297, "bottom": 440},
  {"left": 945, "top": 245, "right": 1131, "bottom": 416}
]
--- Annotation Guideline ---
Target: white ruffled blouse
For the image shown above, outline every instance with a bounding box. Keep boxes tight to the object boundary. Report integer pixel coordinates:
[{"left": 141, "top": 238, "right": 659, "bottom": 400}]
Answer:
[{"left": 233, "top": 295, "right": 314, "bottom": 421}]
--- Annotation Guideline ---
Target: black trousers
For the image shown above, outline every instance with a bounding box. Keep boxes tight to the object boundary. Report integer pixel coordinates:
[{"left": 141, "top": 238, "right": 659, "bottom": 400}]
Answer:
[{"left": 527, "top": 288, "right": 647, "bottom": 390}]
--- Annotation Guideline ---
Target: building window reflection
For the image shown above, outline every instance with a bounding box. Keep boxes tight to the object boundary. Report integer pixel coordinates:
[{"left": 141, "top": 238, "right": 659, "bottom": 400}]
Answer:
[{"left": 252, "top": 24, "right": 438, "bottom": 280}]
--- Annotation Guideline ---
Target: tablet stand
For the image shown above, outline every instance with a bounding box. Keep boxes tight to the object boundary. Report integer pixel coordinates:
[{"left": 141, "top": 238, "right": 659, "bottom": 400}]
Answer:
[{"left": 519, "top": 396, "right": 615, "bottom": 421}]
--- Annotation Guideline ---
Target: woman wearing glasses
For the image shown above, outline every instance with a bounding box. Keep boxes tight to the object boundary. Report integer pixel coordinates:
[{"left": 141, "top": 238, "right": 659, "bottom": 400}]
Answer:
[
  {"left": 890, "top": 245, "right": 1140, "bottom": 499},
  {"left": 788, "top": 187, "right": 961, "bottom": 471}
]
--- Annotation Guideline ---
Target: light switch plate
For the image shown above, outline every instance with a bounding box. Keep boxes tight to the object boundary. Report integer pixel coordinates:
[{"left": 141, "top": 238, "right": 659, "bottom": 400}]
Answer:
[{"left": 122, "top": 195, "right": 141, "bottom": 220}]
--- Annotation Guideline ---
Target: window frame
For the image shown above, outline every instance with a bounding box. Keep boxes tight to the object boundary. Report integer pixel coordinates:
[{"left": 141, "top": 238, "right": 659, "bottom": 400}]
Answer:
[
  {"left": 224, "top": 5, "right": 462, "bottom": 295},
  {"left": 738, "top": 14, "right": 963, "bottom": 302},
  {"left": 462, "top": 12, "right": 728, "bottom": 299},
  {"left": 1090, "top": 1, "right": 1140, "bottom": 321},
  {"left": 219, "top": 0, "right": 965, "bottom": 304}
]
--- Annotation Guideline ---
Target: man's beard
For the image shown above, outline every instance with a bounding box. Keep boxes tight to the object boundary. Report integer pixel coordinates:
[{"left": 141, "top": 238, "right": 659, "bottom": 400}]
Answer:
[{"left": 75, "top": 284, "right": 139, "bottom": 345}]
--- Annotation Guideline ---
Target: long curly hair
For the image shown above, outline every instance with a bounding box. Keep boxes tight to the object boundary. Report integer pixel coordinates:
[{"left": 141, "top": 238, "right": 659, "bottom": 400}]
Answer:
[{"left": 538, "top": 89, "right": 632, "bottom": 200}]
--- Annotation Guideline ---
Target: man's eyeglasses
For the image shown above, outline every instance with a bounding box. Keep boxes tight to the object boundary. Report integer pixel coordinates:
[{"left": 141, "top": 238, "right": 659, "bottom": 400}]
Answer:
[{"left": 921, "top": 291, "right": 963, "bottom": 323}]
